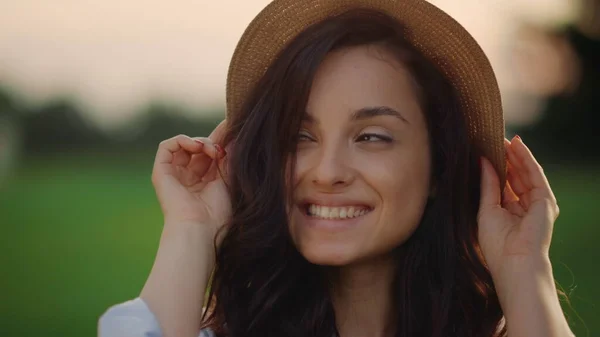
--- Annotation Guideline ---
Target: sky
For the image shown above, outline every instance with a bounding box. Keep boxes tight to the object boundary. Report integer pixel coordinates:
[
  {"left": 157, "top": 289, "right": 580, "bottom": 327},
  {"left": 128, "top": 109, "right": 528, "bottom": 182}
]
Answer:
[{"left": 0, "top": 0, "right": 581, "bottom": 128}]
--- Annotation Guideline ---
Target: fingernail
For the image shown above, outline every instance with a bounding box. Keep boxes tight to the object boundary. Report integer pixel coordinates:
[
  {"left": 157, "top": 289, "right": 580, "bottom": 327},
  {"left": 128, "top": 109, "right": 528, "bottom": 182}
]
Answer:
[
  {"left": 515, "top": 135, "right": 522, "bottom": 141},
  {"left": 215, "top": 144, "right": 226, "bottom": 156},
  {"left": 194, "top": 139, "right": 204, "bottom": 145}
]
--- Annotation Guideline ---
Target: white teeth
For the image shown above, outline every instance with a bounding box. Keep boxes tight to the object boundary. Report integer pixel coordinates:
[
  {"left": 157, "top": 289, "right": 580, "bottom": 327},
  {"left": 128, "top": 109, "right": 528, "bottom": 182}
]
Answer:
[
  {"left": 320, "top": 206, "right": 330, "bottom": 218},
  {"left": 330, "top": 208, "right": 339, "bottom": 218},
  {"left": 306, "top": 204, "right": 370, "bottom": 219}
]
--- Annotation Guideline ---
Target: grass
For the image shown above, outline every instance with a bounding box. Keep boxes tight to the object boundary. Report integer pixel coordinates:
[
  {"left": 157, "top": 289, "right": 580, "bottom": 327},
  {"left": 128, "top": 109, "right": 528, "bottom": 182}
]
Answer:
[{"left": 0, "top": 154, "right": 598, "bottom": 337}]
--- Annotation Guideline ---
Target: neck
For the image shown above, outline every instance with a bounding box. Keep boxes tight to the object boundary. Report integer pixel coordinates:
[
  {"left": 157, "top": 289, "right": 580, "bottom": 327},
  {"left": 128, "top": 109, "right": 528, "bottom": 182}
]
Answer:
[{"left": 328, "top": 255, "right": 397, "bottom": 337}]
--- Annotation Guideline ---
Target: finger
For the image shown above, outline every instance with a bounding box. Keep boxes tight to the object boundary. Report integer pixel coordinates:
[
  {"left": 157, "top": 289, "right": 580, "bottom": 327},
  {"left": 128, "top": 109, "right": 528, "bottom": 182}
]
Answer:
[
  {"left": 203, "top": 159, "right": 220, "bottom": 182},
  {"left": 504, "top": 138, "right": 532, "bottom": 190},
  {"left": 506, "top": 161, "right": 531, "bottom": 209},
  {"left": 208, "top": 119, "right": 228, "bottom": 144},
  {"left": 506, "top": 166, "right": 530, "bottom": 209},
  {"left": 221, "top": 139, "right": 234, "bottom": 181},
  {"left": 155, "top": 135, "right": 204, "bottom": 166},
  {"left": 188, "top": 152, "right": 213, "bottom": 178},
  {"left": 502, "top": 180, "right": 518, "bottom": 204},
  {"left": 479, "top": 156, "right": 501, "bottom": 209},
  {"left": 172, "top": 149, "right": 192, "bottom": 167},
  {"left": 502, "top": 181, "right": 526, "bottom": 216},
  {"left": 504, "top": 201, "right": 526, "bottom": 217},
  {"left": 511, "top": 136, "right": 556, "bottom": 203},
  {"left": 193, "top": 137, "right": 222, "bottom": 160},
  {"left": 506, "top": 161, "right": 527, "bottom": 197},
  {"left": 217, "top": 155, "right": 230, "bottom": 183},
  {"left": 199, "top": 150, "right": 231, "bottom": 183}
]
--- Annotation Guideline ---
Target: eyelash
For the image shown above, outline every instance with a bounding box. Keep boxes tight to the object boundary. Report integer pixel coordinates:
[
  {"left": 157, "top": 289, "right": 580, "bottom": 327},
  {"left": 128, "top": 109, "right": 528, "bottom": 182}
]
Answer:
[
  {"left": 356, "top": 133, "right": 393, "bottom": 143},
  {"left": 297, "top": 132, "right": 392, "bottom": 143}
]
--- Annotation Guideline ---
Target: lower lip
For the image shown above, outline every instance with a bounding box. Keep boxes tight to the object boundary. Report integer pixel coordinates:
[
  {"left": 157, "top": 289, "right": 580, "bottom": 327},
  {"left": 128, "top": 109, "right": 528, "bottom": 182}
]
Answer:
[{"left": 299, "top": 207, "right": 371, "bottom": 231}]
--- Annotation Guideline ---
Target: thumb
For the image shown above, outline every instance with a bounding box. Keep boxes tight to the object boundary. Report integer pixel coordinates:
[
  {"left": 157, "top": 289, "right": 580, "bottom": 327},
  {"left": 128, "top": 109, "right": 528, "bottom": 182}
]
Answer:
[
  {"left": 480, "top": 156, "right": 501, "bottom": 209},
  {"left": 209, "top": 119, "right": 228, "bottom": 144}
]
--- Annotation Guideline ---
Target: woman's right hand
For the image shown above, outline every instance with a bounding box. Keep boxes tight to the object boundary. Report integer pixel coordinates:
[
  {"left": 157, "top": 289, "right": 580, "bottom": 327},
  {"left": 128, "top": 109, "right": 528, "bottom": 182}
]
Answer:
[
  {"left": 151, "top": 119, "right": 231, "bottom": 236},
  {"left": 138, "top": 120, "right": 230, "bottom": 337}
]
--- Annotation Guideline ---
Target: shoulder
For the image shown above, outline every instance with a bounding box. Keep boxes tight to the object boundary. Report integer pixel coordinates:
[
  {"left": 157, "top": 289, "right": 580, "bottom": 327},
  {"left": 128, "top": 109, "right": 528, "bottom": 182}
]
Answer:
[
  {"left": 200, "top": 328, "right": 217, "bottom": 337},
  {"left": 98, "top": 297, "right": 216, "bottom": 337},
  {"left": 99, "top": 298, "right": 161, "bottom": 337}
]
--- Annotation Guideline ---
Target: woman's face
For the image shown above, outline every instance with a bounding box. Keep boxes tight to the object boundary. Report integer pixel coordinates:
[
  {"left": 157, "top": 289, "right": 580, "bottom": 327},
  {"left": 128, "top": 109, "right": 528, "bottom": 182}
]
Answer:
[{"left": 288, "top": 44, "right": 432, "bottom": 266}]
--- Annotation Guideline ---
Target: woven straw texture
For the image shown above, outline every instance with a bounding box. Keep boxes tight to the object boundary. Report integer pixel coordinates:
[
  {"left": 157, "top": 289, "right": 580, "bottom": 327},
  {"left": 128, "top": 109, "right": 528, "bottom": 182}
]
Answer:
[{"left": 226, "top": 0, "right": 506, "bottom": 186}]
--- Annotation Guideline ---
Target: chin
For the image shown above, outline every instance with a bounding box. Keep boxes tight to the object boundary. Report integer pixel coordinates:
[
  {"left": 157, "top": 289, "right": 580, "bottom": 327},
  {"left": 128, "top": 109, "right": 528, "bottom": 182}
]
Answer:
[{"left": 295, "top": 241, "right": 360, "bottom": 266}]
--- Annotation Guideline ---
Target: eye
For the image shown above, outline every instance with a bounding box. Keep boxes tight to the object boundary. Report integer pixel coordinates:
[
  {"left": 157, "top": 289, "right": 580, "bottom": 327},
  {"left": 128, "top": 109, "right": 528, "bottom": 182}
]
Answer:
[
  {"left": 356, "top": 133, "right": 393, "bottom": 143},
  {"left": 297, "top": 130, "right": 314, "bottom": 142}
]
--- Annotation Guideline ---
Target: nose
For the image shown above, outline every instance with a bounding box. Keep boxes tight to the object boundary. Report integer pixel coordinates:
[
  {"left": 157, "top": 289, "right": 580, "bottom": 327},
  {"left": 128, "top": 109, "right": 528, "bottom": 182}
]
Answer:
[{"left": 310, "top": 145, "right": 354, "bottom": 190}]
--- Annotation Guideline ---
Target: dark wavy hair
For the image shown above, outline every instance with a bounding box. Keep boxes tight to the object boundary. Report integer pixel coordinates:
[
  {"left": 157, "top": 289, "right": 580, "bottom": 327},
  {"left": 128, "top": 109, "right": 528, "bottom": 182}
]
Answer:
[{"left": 203, "top": 9, "right": 506, "bottom": 337}]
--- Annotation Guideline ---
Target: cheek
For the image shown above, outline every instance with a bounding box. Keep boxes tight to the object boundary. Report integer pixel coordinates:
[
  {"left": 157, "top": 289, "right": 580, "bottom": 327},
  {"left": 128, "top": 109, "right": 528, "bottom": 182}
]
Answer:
[
  {"left": 370, "top": 147, "right": 431, "bottom": 200},
  {"left": 286, "top": 151, "right": 306, "bottom": 187},
  {"left": 367, "top": 148, "right": 431, "bottom": 244},
  {"left": 291, "top": 150, "right": 312, "bottom": 180}
]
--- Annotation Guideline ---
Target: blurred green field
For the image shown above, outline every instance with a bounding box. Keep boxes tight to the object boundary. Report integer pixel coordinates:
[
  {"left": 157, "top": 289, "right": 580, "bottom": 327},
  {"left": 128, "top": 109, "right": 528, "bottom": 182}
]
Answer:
[{"left": 1, "top": 154, "right": 598, "bottom": 337}]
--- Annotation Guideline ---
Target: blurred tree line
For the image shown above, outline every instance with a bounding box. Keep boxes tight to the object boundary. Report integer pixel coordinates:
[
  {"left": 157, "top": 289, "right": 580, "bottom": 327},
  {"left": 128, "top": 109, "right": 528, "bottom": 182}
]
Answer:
[
  {"left": 0, "top": 88, "right": 223, "bottom": 157},
  {"left": 0, "top": 27, "right": 598, "bottom": 163},
  {"left": 512, "top": 26, "right": 600, "bottom": 164}
]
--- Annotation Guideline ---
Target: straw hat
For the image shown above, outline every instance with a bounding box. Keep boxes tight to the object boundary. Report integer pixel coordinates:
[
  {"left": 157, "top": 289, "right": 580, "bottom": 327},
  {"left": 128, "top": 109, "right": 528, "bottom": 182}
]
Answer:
[{"left": 226, "top": 0, "right": 506, "bottom": 187}]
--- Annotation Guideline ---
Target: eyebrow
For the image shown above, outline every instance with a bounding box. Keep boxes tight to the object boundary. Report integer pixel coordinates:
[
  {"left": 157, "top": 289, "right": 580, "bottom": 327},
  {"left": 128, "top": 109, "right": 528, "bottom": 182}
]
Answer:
[
  {"left": 303, "top": 106, "right": 409, "bottom": 124},
  {"left": 351, "top": 106, "right": 409, "bottom": 124}
]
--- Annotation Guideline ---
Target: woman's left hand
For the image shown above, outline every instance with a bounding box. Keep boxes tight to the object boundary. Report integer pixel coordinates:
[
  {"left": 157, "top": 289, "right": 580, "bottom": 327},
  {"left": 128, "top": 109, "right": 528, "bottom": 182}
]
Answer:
[{"left": 477, "top": 135, "right": 559, "bottom": 282}]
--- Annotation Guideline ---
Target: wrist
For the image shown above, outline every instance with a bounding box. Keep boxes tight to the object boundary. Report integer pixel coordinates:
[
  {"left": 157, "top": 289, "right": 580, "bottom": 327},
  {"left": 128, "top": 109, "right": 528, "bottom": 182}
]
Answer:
[
  {"left": 141, "top": 220, "right": 218, "bottom": 337},
  {"left": 163, "top": 220, "right": 218, "bottom": 241},
  {"left": 492, "top": 257, "right": 574, "bottom": 337},
  {"left": 493, "top": 256, "right": 553, "bottom": 305},
  {"left": 160, "top": 222, "right": 218, "bottom": 269}
]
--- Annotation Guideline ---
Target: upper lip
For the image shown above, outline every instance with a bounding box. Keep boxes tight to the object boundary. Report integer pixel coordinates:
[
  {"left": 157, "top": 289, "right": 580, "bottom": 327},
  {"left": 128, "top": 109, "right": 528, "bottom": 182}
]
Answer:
[{"left": 298, "top": 196, "right": 374, "bottom": 208}]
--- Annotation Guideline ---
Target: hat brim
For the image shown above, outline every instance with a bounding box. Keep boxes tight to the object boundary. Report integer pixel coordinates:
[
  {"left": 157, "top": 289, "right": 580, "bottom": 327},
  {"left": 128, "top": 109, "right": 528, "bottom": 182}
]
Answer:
[{"left": 226, "top": 0, "right": 506, "bottom": 186}]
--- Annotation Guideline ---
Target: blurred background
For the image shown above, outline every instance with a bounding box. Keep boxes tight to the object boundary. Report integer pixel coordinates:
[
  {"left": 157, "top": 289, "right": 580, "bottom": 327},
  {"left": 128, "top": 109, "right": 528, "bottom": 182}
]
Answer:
[{"left": 1, "top": 0, "right": 598, "bottom": 336}]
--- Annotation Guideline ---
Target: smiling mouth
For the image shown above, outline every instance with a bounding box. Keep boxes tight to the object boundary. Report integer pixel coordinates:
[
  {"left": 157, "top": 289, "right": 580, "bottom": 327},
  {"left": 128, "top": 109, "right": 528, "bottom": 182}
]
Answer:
[{"left": 303, "top": 204, "right": 373, "bottom": 220}]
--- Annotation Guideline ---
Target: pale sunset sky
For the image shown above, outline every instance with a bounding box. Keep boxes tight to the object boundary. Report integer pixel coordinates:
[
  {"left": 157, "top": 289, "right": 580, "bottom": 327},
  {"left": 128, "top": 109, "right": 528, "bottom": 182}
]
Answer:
[{"left": 0, "top": 0, "right": 579, "bottom": 127}]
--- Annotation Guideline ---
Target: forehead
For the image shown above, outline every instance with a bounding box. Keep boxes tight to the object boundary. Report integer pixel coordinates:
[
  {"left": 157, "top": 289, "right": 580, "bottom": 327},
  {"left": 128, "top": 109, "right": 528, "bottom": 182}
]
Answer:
[{"left": 306, "top": 44, "right": 421, "bottom": 117}]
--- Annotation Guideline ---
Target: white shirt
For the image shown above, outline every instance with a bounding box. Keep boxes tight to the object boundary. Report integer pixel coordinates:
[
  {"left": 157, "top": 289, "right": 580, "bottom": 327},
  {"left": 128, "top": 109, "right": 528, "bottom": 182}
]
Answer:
[{"left": 99, "top": 297, "right": 216, "bottom": 337}]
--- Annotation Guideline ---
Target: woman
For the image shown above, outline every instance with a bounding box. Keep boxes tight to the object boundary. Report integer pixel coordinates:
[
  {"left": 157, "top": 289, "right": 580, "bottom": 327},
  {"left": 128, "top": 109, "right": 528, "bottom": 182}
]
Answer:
[{"left": 100, "top": 1, "right": 574, "bottom": 337}]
